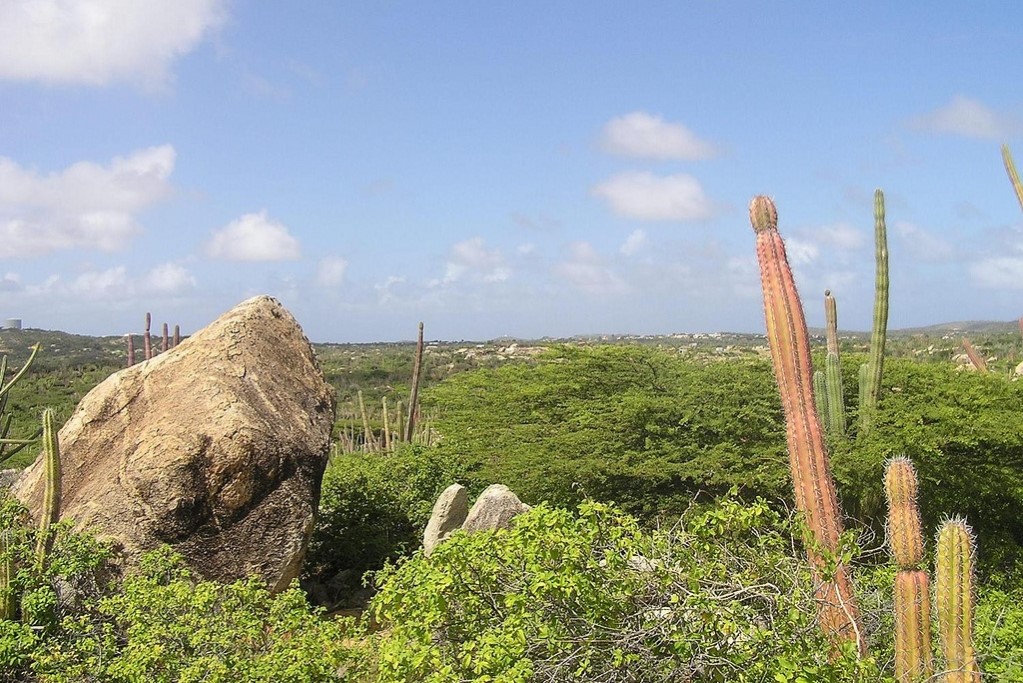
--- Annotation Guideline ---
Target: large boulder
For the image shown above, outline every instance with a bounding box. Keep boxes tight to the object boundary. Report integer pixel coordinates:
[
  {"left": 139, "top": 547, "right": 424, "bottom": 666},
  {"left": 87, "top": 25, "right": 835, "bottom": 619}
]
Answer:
[
  {"left": 461, "top": 484, "right": 530, "bottom": 534},
  {"left": 13, "top": 296, "right": 335, "bottom": 592},
  {"left": 422, "top": 483, "right": 468, "bottom": 557}
]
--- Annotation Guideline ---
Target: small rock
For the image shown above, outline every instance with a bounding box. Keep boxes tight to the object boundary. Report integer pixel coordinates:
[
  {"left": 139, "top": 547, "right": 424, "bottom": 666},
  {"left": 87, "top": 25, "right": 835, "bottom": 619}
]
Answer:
[
  {"left": 462, "top": 484, "right": 530, "bottom": 534},
  {"left": 423, "top": 483, "right": 469, "bottom": 557}
]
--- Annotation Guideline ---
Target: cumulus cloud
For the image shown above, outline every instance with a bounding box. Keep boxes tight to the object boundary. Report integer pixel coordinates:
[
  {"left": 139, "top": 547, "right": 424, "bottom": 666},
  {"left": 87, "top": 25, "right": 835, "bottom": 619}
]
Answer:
[
  {"left": 593, "top": 172, "right": 714, "bottom": 222},
  {"left": 600, "top": 112, "right": 717, "bottom": 160},
  {"left": 437, "top": 237, "right": 510, "bottom": 285},
  {"left": 317, "top": 256, "right": 349, "bottom": 287},
  {"left": 205, "top": 211, "right": 301, "bottom": 262},
  {"left": 619, "top": 229, "right": 649, "bottom": 256},
  {"left": 912, "top": 95, "right": 1023, "bottom": 139},
  {"left": 783, "top": 237, "right": 819, "bottom": 265},
  {"left": 142, "top": 262, "right": 196, "bottom": 294},
  {"left": 0, "top": 145, "right": 175, "bottom": 257},
  {"left": 970, "top": 257, "right": 1023, "bottom": 289},
  {"left": 894, "top": 221, "right": 954, "bottom": 262},
  {"left": 0, "top": 0, "right": 226, "bottom": 88},
  {"left": 554, "top": 242, "right": 628, "bottom": 296},
  {"left": 0, "top": 272, "right": 22, "bottom": 292},
  {"left": 68, "top": 266, "right": 129, "bottom": 299}
]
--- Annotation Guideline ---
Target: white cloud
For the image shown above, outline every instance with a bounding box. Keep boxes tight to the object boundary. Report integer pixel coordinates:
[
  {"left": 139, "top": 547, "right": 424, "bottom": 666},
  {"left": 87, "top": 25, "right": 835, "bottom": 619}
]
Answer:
[
  {"left": 619, "top": 229, "right": 649, "bottom": 256},
  {"left": 68, "top": 266, "right": 129, "bottom": 300},
  {"left": 783, "top": 237, "right": 819, "bottom": 265},
  {"left": 600, "top": 112, "right": 717, "bottom": 160},
  {"left": 554, "top": 242, "right": 628, "bottom": 295},
  {"left": 815, "top": 223, "right": 865, "bottom": 251},
  {"left": 438, "top": 237, "right": 509, "bottom": 285},
  {"left": 0, "top": 0, "right": 226, "bottom": 88},
  {"left": 0, "top": 145, "right": 175, "bottom": 257},
  {"left": 894, "top": 221, "right": 954, "bottom": 262},
  {"left": 0, "top": 272, "right": 21, "bottom": 292},
  {"left": 970, "top": 257, "right": 1023, "bottom": 289},
  {"left": 142, "top": 262, "right": 196, "bottom": 294},
  {"left": 317, "top": 256, "right": 349, "bottom": 287},
  {"left": 593, "top": 172, "right": 714, "bottom": 222},
  {"left": 205, "top": 211, "right": 301, "bottom": 262},
  {"left": 912, "top": 95, "right": 1023, "bottom": 139}
]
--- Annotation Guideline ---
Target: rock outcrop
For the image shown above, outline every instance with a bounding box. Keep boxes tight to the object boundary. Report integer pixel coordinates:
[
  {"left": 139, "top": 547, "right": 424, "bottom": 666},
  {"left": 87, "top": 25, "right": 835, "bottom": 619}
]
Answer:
[
  {"left": 13, "top": 296, "right": 335, "bottom": 592},
  {"left": 422, "top": 483, "right": 468, "bottom": 557},
  {"left": 461, "top": 484, "right": 530, "bottom": 534}
]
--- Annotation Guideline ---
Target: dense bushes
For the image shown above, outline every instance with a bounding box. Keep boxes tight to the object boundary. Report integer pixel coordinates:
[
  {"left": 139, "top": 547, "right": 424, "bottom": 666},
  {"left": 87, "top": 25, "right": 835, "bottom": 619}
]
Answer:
[
  {"left": 424, "top": 345, "right": 789, "bottom": 518},
  {"left": 370, "top": 498, "right": 880, "bottom": 682}
]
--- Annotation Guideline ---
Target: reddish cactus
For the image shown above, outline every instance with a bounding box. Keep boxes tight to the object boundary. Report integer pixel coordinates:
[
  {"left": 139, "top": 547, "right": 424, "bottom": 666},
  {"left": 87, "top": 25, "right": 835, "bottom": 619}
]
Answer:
[
  {"left": 127, "top": 335, "right": 136, "bottom": 367},
  {"left": 885, "top": 457, "right": 932, "bottom": 682},
  {"left": 749, "top": 196, "right": 863, "bottom": 652},
  {"left": 143, "top": 312, "right": 152, "bottom": 361},
  {"left": 161, "top": 322, "right": 169, "bottom": 353},
  {"left": 961, "top": 338, "right": 988, "bottom": 373}
]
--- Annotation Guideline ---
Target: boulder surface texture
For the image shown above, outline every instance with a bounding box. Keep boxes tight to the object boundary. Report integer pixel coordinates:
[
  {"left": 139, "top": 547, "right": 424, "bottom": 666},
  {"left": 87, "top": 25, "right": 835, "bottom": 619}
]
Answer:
[
  {"left": 422, "top": 483, "right": 469, "bottom": 557},
  {"left": 461, "top": 484, "right": 530, "bottom": 534},
  {"left": 14, "top": 296, "right": 336, "bottom": 592}
]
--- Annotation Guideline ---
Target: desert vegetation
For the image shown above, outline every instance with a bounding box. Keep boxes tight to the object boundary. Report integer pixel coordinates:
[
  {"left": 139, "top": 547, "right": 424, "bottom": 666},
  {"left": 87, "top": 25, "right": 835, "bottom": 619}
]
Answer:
[{"left": 1, "top": 149, "right": 1022, "bottom": 680}]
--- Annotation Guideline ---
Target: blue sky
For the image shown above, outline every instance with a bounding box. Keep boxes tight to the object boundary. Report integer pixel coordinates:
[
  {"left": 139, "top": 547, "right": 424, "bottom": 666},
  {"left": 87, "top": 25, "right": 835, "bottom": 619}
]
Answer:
[{"left": 1, "top": 2, "right": 1022, "bottom": 342}]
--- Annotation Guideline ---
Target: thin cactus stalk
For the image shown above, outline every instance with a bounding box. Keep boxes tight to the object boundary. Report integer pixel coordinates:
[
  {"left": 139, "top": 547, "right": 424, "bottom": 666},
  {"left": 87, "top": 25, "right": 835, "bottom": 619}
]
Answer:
[
  {"left": 1003, "top": 144, "right": 1023, "bottom": 213},
  {"left": 161, "top": 322, "right": 169, "bottom": 353},
  {"left": 396, "top": 400, "right": 405, "bottom": 443},
  {"left": 382, "top": 397, "right": 392, "bottom": 452},
  {"left": 961, "top": 338, "right": 988, "bottom": 373},
  {"left": 823, "top": 291, "right": 847, "bottom": 437},
  {"left": 813, "top": 370, "right": 830, "bottom": 433},
  {"left": 405, "top": 322, "right": 425, "bottom": 443},
  {"left": 0, "top": 529, "right": 13, "bottom": 620},
  {"left": 144, "top": 312, "right": 152, "bottom": 361},
  {"left": 748, "top": 196, "right": 864, "bottom": 652},
  {"left": 173, "top": 324, "right": 181, "bottom": 347},
  {"left": 884, "top": 457, "right": 932, "bottom": 682},
  {"left": 935, "top": 519, "right": 980, "bottom": 682},
  {"left": 858, "top": 363, "right": 869, "bottom": 414},
  {"left": 860, "top": 189, "right": 889, "bottom": 433},
  {"left": 0, "top": 344, "right": 42, "bottom": 465},
  {"left": 357, "top": 391, "right": 372, "bottom": 451},
  {"left": 34, "top": 408, "right": 61, "bottom": 569},
  {"left": 127, "top": 335, "right": 136, "bottom": 367}
]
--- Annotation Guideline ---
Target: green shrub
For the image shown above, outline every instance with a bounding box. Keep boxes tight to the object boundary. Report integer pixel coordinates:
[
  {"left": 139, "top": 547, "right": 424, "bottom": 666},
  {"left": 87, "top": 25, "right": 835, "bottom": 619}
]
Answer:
[
  {"left": 303, "top": 444, "right": 469, "bottom": 602},
  {"left": 33, "top": 547, "right": 368, "bottom": 683},
  {"left": 370, "top": 498, "right": 884, "bottom": 683}
]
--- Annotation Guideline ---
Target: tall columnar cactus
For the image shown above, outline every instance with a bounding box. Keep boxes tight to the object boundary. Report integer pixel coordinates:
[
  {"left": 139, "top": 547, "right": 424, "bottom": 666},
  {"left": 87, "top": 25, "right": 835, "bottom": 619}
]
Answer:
[
  {"left": 0, "top": 529, "right": 12, "bottom": 620},
  {"left": 34, "top": 408, "right": 61, "bottom": 569},
  {"left": 1003, "top": 144, "right": 1023, "bottom": 213},
  {"left": 884, "top": 457, "right": 932, "bottom": 682},
  {"left": 961, "top": 338, "right": 988, "bottom": 373},
  {"left": 823, "top": 290, "right": 847, "bottom": 438},
  {"left": 935, "top": 519, "right": 979, "bottom": 682},
  {"left": 860, "top": 189, "right": 889, "bottom": 433},
  {"left": 405, "top": 322, "right": 425, "bottom": 443},
  {"left": 173, "top": 324, "right": 181, "bottom": 347},
  {"left": 143, "top": 312, "right": 153, "bottom": 361},
  {"left": 813, "top": 370, "right": 830, "bottom": 432},
  {"left": 748, "top": 196, "right": 864, "bottom": 652},
  {"left": 161, "top": 322, "right": 169, "bottom": 353},
  {"left": 126, "top": 335, "right": 136, "bottom": 367}
]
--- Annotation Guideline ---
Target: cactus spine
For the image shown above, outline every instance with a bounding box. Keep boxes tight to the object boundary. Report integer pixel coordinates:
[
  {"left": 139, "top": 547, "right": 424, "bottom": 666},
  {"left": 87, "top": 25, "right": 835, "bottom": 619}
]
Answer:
[
  {"left": 1003, "top": 144, "right": 1023, "bottom": 213},
  {"left": 748, "top": 196, "right": 864, "bottom": 652},
  {"left": 859, "top": 190, "right": 889, "bottom": 433},
  {"left": 823, "top": 290, "right": 847, "bottom": 438},
  {"left": 34, "top": 408, "right": 61, "bottom": 569},
  {"left": 884, "top": 457, "right": 932, "bottom": 682},
  {"left": 935, "top": 519, "right": 979, "bottom": 682}
]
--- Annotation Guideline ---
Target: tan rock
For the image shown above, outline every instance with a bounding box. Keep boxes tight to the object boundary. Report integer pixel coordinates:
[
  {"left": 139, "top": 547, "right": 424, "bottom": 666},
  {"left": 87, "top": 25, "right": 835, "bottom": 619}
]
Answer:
[
  {"left": 14, "top": 296, "right": 335, "bottom": 591},
  {"left": 423, "top": 483, "right": 469, "bottom": 557},
  {"left": 462, "top": 484, "right": 530, "bottom": 534}
]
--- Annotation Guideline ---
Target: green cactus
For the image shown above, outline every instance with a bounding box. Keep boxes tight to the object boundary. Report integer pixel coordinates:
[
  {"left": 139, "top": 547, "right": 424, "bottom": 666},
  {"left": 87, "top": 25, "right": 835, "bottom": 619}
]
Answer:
[
  {"left": 823, "top": 290, "right": 847, "bottom": 438},
  {"left": 859, "top": 189, "right": 889, "bottom": 433},
  {"left": 935, "top": 519, "right": 980, "bottom": 682},
  {"left": 884, "top": 457, "right": 932, "bottom": 682},
  {"left": 405, "top": 322, "right": 425, "bottom": 442},
  {"left": 748, "top": 196, "right": 864, "bottom": 653},
  {"left": 0, "top": 344, "right": 42, "bottom": 465},
  {"left": 34, "top": 408, "right": 62, "bottom": 570},
  {"left": 1003, "top": 144, "right": 1023, "bottom": 213},
  {"left": 813, "top": 369, "right": 830, "bottom": 431},
  {"left": 0, "top": 528, "right": 12, "bottom": 620}
]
